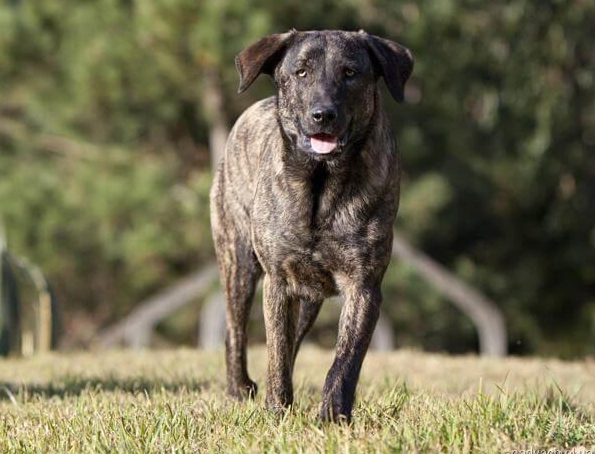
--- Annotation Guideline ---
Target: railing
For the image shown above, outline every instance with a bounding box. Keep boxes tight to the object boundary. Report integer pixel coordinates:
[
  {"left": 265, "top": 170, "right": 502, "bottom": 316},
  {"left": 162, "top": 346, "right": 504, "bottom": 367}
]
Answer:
[
  {"left": 0, "top": 223, "right": 56, "bottom": 356},
  {"left": 95, "top": 231, "right": 507, "bottom": 356}
]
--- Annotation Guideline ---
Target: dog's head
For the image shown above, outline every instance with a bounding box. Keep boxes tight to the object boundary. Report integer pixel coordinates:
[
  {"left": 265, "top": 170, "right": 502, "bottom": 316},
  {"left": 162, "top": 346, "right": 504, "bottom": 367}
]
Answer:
[{"left": 236, "top": 30, "right": 413, "bottom": 159}]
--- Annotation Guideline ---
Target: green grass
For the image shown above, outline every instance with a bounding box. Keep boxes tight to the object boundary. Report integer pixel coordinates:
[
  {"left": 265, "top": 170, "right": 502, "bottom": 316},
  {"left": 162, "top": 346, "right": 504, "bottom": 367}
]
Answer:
[{"left": 1, "top": 347, "right": 594, "bottom": 453}]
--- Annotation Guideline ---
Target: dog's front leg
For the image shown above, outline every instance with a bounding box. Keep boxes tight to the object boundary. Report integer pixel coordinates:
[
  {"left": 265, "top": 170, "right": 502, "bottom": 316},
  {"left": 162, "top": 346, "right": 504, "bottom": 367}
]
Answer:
[
  {"left": 263, "top": 275, "right": 300, "bottom": 413},
  {"left": 320, "top": 283, "right": 381, "bottom": 423}
]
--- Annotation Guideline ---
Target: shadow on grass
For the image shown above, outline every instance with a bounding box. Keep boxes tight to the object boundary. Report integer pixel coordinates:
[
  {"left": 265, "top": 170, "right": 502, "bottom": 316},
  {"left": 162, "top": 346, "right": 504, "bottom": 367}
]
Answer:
[
  {"left": 0, "top": 376, "right": 209, "bottom": 401},
  {"left": 541, "top": 384, "right": 587, "bottom": 419}
]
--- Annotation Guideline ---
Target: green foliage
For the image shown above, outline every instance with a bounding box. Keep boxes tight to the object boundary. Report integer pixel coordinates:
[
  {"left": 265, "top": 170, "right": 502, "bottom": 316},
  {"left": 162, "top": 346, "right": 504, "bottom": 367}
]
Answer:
[
  {"left": 0, "top": 148, "right": 211, "bottom": 321},
  {"left": 0, "top": 0, "right": 593, "bottom": 355},
  {"left": 381, "top": 0, "right": 595, "bottom": 357}
]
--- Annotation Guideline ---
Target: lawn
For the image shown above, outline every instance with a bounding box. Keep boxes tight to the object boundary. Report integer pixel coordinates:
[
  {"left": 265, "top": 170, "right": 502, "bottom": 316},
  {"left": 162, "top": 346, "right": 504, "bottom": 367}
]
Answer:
[{"left": 1, "top": 347, "right": 594, "bottom": 453}]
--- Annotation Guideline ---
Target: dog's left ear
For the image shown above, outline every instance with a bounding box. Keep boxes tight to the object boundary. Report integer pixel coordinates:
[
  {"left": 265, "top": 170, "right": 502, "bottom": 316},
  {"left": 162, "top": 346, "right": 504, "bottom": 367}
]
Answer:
[
  {"left": 235, "top": 31, "right": 296, "bottom": 93},
  {"left": 363, "top": 33, "right": 414, "bottom": 103}
]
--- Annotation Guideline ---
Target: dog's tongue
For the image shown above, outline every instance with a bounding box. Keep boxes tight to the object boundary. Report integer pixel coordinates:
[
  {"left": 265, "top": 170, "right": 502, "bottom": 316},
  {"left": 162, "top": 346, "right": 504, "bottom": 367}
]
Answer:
[{"left": 310, "top": 134, "right": 337, "bottom": 154}]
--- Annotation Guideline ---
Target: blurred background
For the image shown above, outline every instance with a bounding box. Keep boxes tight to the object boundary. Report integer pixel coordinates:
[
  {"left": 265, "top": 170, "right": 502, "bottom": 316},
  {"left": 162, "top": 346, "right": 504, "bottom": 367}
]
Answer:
[{"left": 0, "top": 0, "right": 593, "bottom": 359}]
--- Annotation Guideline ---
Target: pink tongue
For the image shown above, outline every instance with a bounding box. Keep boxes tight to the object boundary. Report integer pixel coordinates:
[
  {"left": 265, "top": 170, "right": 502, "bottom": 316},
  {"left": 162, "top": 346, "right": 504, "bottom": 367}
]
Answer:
[{"left": 310, "top": 135, "right": 337, "bottom": 154}]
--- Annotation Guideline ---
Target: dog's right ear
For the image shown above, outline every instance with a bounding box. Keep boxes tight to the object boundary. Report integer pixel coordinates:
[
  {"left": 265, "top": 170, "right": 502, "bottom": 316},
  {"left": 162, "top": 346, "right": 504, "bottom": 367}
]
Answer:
[
  {"left": 363, "top": 33, "right": 414, "bottom": 103},
  {"left": 235, "top": 31, "right": 296, "bottom": 93}
]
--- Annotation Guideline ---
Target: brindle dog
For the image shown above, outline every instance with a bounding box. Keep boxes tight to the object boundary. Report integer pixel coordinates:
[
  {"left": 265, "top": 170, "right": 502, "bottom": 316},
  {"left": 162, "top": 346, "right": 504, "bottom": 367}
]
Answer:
[{"left": 210, "top": 29, "right": 413, "bottom": 423}]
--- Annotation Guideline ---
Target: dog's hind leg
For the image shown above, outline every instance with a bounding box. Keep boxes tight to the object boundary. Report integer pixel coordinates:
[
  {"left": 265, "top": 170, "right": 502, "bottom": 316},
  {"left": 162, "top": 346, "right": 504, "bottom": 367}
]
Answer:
[
  {"left": 292, "top": 299, "right": 323, "bottom": 367},
  {"left": 215, "top": 235, "right": 261, "bottom": 400}
]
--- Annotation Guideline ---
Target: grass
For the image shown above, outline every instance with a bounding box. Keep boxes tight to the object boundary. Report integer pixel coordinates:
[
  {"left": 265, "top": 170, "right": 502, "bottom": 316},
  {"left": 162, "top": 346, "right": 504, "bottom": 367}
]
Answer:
[{"left": 0, "top": 347, "right": 594, "bottom": 453}]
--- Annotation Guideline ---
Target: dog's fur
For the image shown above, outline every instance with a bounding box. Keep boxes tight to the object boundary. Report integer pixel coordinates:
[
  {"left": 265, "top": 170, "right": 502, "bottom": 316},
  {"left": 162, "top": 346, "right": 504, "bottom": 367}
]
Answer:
[{"left": 210, "top": 29, "right": 413, "bottom": 422}]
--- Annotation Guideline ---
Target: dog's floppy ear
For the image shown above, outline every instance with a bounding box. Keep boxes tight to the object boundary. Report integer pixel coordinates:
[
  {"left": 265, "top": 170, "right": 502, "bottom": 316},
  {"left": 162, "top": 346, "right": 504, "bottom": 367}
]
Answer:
[
  {"left": 363, "top": 33, "right": 414, "bottom": 103},
  {"left": 235, "top": 31, "right": 296, "bottom": 93}
]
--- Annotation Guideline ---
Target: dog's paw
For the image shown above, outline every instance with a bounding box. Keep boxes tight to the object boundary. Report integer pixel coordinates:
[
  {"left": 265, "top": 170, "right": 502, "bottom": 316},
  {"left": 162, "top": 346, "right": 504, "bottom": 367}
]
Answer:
[
  {"left": 265, "top": 387, "right": 294, "bottom": 419},
  {"left": 228, "top": 379, "right": 258, "bottom": 401},
  {"left": 265, "top": 402, "right": 292, "bottom": 421},
  {"left": 319, "top": 396, "right": 352, "bottom": 424}
]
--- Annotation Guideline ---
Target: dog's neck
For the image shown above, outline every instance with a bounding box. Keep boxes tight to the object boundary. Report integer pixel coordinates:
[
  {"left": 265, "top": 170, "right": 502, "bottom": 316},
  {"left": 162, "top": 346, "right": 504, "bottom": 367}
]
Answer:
[
  {"left": 276, "top": 113, "right": 391, "bottom": 230},
  {"left": 278, "top": 103, "right": 387, "bottom": 182}
]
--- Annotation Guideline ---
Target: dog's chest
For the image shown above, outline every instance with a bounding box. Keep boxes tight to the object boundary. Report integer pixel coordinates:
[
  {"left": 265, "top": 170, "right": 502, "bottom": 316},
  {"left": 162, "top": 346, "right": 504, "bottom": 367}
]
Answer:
[
  {"left": 251, "top": 185, "right": 379, "bottom": 298},
  {"left": 256, "top": 224, "right": 351, "bottom": 298}
]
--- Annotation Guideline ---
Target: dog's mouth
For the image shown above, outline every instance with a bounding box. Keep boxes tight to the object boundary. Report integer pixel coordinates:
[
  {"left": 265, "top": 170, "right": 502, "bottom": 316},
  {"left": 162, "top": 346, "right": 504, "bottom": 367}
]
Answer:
[
  {"left": 309, "top": 134, "right": 338, "bottom": 154},
  {"left": 294, "top": 118, "right": 351, "bottom": 157},
  {"left": 298, "top": 124, "right": 351, "bottom": 157}
]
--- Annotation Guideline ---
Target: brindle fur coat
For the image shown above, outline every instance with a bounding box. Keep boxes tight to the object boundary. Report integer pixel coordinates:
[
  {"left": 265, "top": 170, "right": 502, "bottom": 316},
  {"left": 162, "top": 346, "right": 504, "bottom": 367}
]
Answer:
[{"left": 210, "top": 29, "right": 413, "bottom": 422}]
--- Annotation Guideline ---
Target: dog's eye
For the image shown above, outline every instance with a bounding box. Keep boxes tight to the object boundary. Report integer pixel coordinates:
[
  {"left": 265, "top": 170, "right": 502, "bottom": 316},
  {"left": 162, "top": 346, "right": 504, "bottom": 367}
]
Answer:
[
  {"left": 345, "top": 68, "right": 356, "bottom": 78},
  {"left": 296, "top": 69, "right": 307, "bottom": 78}
]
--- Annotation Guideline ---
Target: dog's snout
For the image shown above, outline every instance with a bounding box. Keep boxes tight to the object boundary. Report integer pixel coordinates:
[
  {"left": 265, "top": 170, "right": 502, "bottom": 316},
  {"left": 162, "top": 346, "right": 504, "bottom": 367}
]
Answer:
[{"left": 310, "top": 105, "right": 337, "bottom": 124}]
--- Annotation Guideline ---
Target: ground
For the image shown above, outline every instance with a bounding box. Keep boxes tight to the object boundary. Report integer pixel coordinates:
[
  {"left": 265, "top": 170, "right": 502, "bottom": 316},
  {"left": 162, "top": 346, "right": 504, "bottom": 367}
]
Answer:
[{"left": 0, "top": 347, "right": 594, "bottom": 453}]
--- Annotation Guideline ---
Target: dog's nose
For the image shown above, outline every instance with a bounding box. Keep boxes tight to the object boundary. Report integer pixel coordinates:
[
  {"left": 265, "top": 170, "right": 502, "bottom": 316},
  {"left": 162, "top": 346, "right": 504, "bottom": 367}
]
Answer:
[{"left": 310, "top": 105, "right": 337, "bottom": 123}]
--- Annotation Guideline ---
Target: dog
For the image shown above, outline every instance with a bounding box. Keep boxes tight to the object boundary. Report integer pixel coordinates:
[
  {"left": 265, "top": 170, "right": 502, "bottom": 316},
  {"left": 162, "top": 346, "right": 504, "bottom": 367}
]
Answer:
[{"left": 210, "top": 29, "right": 413, "bottom": 422}]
